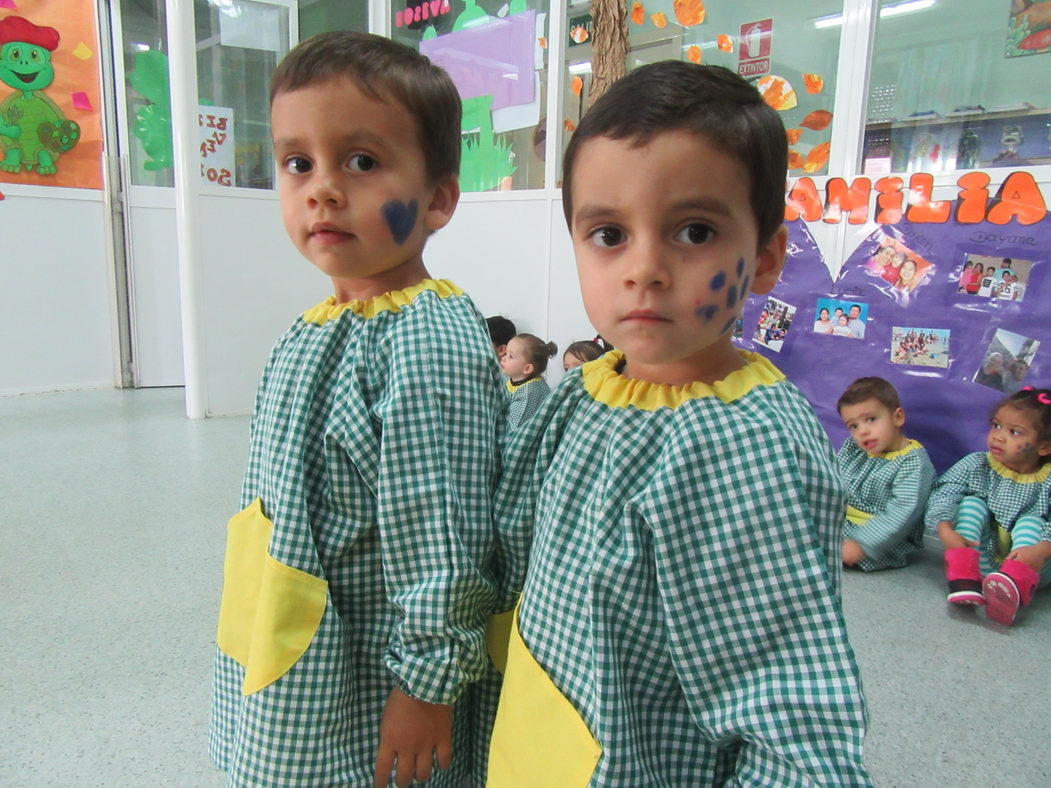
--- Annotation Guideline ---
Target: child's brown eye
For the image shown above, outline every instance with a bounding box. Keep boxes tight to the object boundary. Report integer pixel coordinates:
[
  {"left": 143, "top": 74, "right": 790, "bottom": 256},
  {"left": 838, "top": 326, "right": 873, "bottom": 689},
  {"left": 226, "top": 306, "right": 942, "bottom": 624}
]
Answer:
[
  {"left": 284, "top": 157, "right": 311, "bottom": 175},
  {"left": 591, "top": 227, "right": 624, "bottom": 247},
  {"left": 348, "top": 154, "right": 376, "bottom": 172},
  {"left": 675, "top": 223, "right": 713, "bottom": 245}
]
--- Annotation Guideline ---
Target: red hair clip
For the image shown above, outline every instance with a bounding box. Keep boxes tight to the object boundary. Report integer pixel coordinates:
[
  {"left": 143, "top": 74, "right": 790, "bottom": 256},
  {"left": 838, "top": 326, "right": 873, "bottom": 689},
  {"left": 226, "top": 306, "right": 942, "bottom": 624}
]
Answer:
[{"left": 1040, "top": 393, "right": 1051, "bottom": 405}]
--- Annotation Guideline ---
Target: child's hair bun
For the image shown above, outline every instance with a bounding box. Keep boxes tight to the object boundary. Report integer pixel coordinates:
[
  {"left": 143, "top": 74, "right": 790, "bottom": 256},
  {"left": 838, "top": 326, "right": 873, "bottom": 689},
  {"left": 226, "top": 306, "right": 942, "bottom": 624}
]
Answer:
[{"left": 544, "top": 341, "right": 558, "bottom": 358}]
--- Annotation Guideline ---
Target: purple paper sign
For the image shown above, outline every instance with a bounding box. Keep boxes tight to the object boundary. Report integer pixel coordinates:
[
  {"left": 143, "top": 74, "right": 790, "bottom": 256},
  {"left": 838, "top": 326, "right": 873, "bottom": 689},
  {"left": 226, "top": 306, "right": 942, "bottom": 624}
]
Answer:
[
  {"left": 420, "top": 11, "right": 536, "bottom": 111},
  {"left": 735, "top": 212, "right": 1051, "bottom": 472}
]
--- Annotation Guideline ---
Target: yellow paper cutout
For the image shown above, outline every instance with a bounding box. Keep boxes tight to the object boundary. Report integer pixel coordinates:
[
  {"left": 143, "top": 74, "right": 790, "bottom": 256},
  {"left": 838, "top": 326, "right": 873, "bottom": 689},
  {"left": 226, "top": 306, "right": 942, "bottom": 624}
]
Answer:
[{"left": 72, "top": 42, "right": 93, "bottom": 60}]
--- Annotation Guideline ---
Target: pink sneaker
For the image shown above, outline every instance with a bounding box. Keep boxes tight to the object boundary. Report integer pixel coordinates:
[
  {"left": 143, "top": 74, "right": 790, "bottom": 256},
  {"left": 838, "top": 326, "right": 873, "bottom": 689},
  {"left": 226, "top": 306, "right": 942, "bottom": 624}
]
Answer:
[
  {"left": 982, "top": 572, "right": 1020, "bottom": 626},
  {"left": 945, "top": 548, "right": 984, "bottom": 606}
]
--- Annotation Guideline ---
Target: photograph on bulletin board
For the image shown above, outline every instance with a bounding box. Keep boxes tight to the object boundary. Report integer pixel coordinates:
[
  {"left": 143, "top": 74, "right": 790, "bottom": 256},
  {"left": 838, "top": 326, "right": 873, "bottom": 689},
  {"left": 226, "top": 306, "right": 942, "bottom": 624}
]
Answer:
[
  {"left": 955, "top": 251, "right": 1035, "bottom": 301},
  {"left": 1006, "top": 1, "right": 1051, "bottom": 57},
  {"left": 0, "top": 3, "right": 103, "bottom": 189}
]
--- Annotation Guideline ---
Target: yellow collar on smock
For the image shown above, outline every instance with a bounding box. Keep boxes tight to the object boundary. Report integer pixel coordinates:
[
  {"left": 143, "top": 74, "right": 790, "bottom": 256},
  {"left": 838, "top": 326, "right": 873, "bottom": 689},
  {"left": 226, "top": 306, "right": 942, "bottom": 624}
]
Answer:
[
  {"left": 302, "top": 278, "right": 462, "bottom": 325},
  {"left": 987, "top": 454, "right": 1051, "bottom": 483},
  {"left": 580, "top": 349, "right": 784, "bottom": 411},
  {"left": 867, "top": 438, "right": 924, "bottom": 460}
]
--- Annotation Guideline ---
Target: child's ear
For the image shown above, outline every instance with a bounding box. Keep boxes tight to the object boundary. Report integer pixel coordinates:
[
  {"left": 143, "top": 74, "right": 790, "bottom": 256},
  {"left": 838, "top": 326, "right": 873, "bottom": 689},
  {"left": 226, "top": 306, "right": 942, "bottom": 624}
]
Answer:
[
  {"left": 748, "top": 225, "right": 788, "bottom": 296},
  {"left": 424, "top": 175, "right": 460, "bottom": 232},
  {"left": 893, "top": 407, "right": 906, "bottom": 428},
  {"left": 522, "top": 362, "right": 536, "bottom": 378},
  {"left": 1037, "top": 440, "right": 1051, "bottom": 459}
]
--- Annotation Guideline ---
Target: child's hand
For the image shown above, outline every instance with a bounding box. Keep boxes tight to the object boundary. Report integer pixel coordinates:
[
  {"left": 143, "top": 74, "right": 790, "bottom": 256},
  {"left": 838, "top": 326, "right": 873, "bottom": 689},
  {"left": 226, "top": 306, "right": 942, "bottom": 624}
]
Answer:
[
  {"left": 1006, "top": 541, "right": 1051, "bottom": 571},
  {"left": 374, "top": 686, "right": 453, "bottom": 788},
  {"left": 841, "top": 539, "right": 866, "bottom": 566},
  {"left": 937, "top": 520, "right": 977, "bottom": 549}
]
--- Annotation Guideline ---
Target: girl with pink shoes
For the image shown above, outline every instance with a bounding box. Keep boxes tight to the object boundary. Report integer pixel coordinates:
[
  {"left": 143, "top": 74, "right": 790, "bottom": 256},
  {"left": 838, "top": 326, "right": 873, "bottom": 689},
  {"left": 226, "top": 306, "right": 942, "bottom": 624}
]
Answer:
[{"left": 927, "top": 387, "right": 1051, "bottom": 625}]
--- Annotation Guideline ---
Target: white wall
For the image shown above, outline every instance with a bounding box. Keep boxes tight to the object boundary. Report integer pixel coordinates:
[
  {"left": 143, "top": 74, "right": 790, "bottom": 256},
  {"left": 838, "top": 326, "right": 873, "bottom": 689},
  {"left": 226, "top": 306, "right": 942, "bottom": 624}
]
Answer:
[
  {"left": 188, "top": 191, "right": 582, "bottom": 415},
  {"left": 0, "top": 187, "right": 117, "bottom": 395}
]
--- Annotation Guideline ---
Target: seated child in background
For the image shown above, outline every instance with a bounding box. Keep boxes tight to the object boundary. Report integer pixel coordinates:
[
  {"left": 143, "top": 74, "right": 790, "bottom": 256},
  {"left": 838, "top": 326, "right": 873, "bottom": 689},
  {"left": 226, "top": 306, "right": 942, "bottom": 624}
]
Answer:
[
  {"left": 486, "top": 315, "right": 516, "bottom": 361},
  {"left": 562, "top": 338, "right": 604, "bottom": 371},
  {"left": 487, "top": 61, "right": 870, "bottom": 786},
  {"left": 928, "top": 387, "right": 1051, "bottom": 626},
  {"left": 837, "top": 377, "right": 935, "bottom": 571},
  {"left": 209, "top": 32, "right": 505, "bottom": 787},
  {"left": 500, "top": 333, "right": 557, "bottom": 431}
]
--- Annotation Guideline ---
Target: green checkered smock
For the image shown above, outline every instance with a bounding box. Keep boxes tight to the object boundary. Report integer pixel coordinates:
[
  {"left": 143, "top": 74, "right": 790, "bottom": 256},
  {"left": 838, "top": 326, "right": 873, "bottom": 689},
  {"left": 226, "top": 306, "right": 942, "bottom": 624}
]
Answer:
[
  {"left": 838, "top": 439, "right": 935, "bottom": 571},
  {"left": 925, "top": 451, "right": 1051, "bottom": 576},
  {"left": 506, "top": 377, "right": 550, "bottom": 432},
  {"left": 490, "top": 350, "right": 871, "bottom": 786},
  {"left": 209, "top": 279, "right": 504, "bottom": 787}
]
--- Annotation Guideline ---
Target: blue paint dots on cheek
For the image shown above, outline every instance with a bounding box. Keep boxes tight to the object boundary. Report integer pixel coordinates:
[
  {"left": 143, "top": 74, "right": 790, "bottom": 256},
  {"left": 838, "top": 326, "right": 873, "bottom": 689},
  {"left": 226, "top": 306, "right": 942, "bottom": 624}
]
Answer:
[
  {"left": 726, "top": 285, "right": 738, "bottom": 309},
  {"left": 720, "top": 316, "right": 736, "bottom": 335},
  {"left": 710, "top": 272, "right": 726, "bottom": 291},
  {"left": 736, "top": 257, "right": 745, "bottom": 277},
  {"left": 381, "top": 199, "right": 419, "bottom": 244},
  {"left": 695, "top": 304, "right": 719, "bottom": 322},
  {"left": 741, "top": 274, "right": 751, "bottom": 295}
]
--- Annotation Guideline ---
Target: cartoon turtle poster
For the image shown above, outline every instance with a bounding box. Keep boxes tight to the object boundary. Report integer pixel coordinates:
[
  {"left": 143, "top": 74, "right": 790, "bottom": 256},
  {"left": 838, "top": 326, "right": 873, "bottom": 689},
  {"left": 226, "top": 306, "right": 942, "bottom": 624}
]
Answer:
[
  {"left": 0, "top": 16, "right": 79, "bottom": 175},
  {"left": 0, "top": 4, "right": 103, "bottom": 189}
]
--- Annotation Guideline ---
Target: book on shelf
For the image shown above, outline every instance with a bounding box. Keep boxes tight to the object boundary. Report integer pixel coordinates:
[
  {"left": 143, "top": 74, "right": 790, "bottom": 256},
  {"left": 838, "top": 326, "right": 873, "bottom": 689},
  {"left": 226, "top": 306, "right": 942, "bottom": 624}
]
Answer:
[
  {"left": 986, "top": 102, "right": 1036, "bottom": 113},
  {"left": 945, "top": 105, "right": 986, "bottom": 117}
]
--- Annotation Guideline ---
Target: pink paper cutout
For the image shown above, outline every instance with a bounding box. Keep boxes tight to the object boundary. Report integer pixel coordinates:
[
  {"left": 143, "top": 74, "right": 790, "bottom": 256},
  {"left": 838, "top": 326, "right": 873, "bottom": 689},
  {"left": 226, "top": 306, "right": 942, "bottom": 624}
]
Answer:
[
  {"left": 71, "top": 91, "right": 93, "bottom": 111},
  {"left": 0, "top": 0, "right": 16, "bottom": 9},
  {"left": 420, "top": 11, "right": 536, "bottom": 111}
]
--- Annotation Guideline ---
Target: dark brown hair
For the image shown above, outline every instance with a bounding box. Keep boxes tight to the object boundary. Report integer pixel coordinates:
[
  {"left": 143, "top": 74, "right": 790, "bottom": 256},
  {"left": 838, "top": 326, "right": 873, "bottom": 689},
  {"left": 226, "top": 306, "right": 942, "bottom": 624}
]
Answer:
[
  {"left": 837, "top": 377, "right": 902, "bottom": 414},
  {"left": 564, "top": 340, "right": 603, "bottom": 365},
  {"left": 515, "top": 334, "right": 558, "bottom": 375},
  {"left": 270, "top": 31, "right": 461, "bottom": 183},
  {"left": 561, "top": 61, "right": 787, "bottom": 247}
]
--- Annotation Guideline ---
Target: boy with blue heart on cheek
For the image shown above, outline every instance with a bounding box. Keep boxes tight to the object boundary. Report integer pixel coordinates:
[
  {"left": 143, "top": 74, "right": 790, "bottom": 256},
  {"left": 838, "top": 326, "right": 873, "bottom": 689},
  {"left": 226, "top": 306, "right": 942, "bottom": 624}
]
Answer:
[{"left": 209, "top": 32, "right": 505, "bottom": 788}]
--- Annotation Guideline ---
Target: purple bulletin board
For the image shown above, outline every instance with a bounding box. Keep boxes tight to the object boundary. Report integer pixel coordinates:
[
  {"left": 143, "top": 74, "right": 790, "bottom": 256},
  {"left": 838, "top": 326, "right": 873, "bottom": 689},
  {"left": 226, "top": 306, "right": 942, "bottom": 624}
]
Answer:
[{"left": 735, "top": 193, "right": 1051, "bottom": 473}]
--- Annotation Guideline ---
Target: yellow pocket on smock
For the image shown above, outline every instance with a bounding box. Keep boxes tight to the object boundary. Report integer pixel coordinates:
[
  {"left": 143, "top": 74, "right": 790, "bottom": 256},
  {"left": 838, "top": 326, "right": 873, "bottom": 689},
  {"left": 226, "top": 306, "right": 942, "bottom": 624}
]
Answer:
[
  {"left": 486, "top": 607, "right": 601, "bottom": 788},
  {"left": 216, "top": 498, "right": 328, "bottom": 695},
  {"left": 846, "top": 505, "right": 872, "bottom": 526}
]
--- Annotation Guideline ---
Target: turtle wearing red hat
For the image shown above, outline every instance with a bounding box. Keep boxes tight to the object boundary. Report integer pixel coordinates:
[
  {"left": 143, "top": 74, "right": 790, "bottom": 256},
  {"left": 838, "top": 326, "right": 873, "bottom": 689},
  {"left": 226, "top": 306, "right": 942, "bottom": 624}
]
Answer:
[{"left": 0, "top": 15, "right": 80, "bottom": 175}]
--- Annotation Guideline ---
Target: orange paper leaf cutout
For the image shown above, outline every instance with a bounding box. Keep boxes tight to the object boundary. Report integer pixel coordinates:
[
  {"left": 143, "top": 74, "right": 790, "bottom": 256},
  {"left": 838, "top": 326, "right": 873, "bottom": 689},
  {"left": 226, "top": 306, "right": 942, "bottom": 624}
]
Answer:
[
  {"left": 538, "top": 36, "right": 548, "bottom": 48},
  {"left": 571, "top": 75, "right": 583, "bottom": 96},
  {"left": 756, "top": 75, "right": 797, "bottom": 111},
  {"left": 787, "top": 150, "right": 804, "bottom": 170},
  {"left": 786, "top": 128, "right": 802, "bottom": 145},
  {"left": 802, "top": 142, "right": 831, "bottom": 173},
  {"left": 802, "top": 73, "right": 824, "bottom": 94},
  {"left": 686, "top": 44, "right": 702, "bottom": 64},
  {"left": 650, "top": 11, "right": 668, "bottom": 28},
  {"left": 673, "top": 0, "right": 706, "bottom": 27},
  {"left": 631, "top": 1, "right": 645, "bottom": 25},
  {"left": 800, "top": 109, "right": 833, "bottom": 130},
  {"left": 564, "top": 118, "right": 577, "bottom": 132},
  {"left": 717, "top": 34, "right": 733, "bottom": 52}
]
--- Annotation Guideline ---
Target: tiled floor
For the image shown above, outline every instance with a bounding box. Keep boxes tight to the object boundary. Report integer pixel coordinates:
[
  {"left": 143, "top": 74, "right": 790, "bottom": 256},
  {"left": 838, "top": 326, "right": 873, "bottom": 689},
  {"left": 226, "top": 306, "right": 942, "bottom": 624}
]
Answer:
[{"left": 2, "top": 388, "right": 1048, "bottom": 787}]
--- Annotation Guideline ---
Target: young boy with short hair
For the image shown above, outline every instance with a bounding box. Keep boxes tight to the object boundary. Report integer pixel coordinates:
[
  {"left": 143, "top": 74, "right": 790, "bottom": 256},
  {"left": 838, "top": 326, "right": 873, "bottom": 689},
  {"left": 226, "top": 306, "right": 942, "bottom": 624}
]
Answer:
[
  {"left": 209, "top": 32, "right": 504, "bottom": 787},
  {"left": 486, "top": 61, "right": 871, "bottom": 785},
  {"left": 837, "top": 376, "right": 936, "bottom": 571}
]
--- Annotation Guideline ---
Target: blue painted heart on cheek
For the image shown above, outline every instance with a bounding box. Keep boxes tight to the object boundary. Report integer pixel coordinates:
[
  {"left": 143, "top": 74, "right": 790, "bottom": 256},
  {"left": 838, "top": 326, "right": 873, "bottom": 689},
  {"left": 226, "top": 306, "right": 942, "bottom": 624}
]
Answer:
[{"left": 382, "top": 199, "right": 418, "bottom": 245}]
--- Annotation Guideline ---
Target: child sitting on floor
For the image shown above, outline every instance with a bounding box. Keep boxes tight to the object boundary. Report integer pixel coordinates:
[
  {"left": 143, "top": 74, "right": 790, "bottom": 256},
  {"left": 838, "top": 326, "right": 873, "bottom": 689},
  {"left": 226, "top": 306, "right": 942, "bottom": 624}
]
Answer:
[
  {"left": 928, "top": 387, "right": 1051, "bottom": 625},
  {"left": 837, "top": 377, "right": 935, "bottom": 570},
  {"left": 500, "top": 333, "right": 557, "bottom": 431},
  {"left": 486, "top": 61, "right": 870, "bottom": 786}
]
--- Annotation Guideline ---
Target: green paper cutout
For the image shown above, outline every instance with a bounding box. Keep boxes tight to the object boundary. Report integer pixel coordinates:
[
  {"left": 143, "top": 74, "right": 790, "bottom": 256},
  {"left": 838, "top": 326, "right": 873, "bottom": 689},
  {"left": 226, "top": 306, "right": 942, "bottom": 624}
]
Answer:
[
  {"left": 453, "top": 0, "right": 490, "bottom": 31},
  {"left": 460, "top": 95, "right": 515, "bottom": 192},
  {"left": 0, "top": 29, "right": 81, "bottom": 176},
  {"left": 128, "top": 50, "right": 173, "bottom": 170}
]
